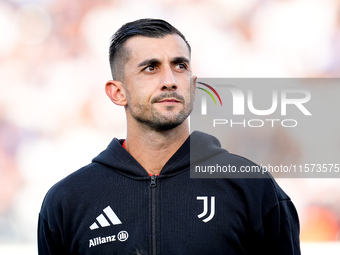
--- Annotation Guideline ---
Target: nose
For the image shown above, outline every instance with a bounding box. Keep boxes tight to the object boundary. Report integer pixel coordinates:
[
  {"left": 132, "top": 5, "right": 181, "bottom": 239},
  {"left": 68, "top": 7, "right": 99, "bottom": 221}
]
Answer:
[{"left": 161, "top": 66, "right": 177, "bottom": 91}]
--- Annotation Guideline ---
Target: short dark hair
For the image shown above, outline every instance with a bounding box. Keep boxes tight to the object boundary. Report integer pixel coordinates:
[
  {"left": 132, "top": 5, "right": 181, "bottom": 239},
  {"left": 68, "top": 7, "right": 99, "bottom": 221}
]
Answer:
[{"left": 109, "top": 18, "right": 191, "bottom": 81}]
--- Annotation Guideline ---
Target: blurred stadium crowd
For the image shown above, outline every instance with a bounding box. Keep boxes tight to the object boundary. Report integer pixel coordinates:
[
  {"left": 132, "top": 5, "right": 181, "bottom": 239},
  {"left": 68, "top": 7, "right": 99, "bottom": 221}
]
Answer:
[{"left": 0, "top": 0, "right": 340, "bottom": 250}]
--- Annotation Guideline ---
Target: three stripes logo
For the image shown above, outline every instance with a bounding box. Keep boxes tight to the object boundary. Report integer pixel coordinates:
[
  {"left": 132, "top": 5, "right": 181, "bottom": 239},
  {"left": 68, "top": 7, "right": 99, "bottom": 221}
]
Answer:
[
  {"left": 90, "top": 206, "right": 122, "bottom": 230},
  {"left": 196, "top": 82, "right": 222, "bottom": 115},
  {"left": 197, "top": 196, "right": 215, "bottom": 223}
]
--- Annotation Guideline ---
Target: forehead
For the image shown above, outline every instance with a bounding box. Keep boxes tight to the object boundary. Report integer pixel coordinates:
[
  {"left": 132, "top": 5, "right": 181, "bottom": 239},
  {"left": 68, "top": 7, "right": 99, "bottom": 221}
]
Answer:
[{"left": 123, "top": 34, "right": 190, "bottom": 64}]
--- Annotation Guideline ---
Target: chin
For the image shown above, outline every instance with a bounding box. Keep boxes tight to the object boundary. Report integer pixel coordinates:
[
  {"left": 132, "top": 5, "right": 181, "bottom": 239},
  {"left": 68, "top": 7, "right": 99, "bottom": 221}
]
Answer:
[{"left": 152, "top": 122, "right": 183, "bottom": 131}]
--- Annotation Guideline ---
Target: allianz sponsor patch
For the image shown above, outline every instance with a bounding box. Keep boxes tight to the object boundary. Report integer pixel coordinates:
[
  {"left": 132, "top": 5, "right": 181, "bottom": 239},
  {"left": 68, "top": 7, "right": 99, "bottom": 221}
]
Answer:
[{"left": 89, "top": 230, "right": 129, "bottom": 248}]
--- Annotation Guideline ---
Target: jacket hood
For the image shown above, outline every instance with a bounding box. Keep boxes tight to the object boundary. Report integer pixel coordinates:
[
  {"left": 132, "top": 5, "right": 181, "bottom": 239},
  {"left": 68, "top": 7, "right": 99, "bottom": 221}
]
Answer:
[{"left": 92, "top": 131, "right": 227, "bottom": 179}]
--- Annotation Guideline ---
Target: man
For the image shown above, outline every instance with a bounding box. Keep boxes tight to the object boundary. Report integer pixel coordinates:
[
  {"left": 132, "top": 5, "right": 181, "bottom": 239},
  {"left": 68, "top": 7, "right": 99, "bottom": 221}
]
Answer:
[{"left": 38, "top": 19, "right": 300, "bottom": 254}]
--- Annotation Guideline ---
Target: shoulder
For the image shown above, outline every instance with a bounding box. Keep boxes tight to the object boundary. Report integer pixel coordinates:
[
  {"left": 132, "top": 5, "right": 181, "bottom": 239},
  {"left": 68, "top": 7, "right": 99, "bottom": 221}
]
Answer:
[
  {"left": 39, "top": 161, "right": 116, "bottom": 215},
  {"left": 195, "top": 146, "right": 291, "bottom": 202},
  {"left": 40, "top": 164, "right": 91, "bottom": 207},
  {"left": 228, "top": 152, "right": 292, "bottom": 201}
]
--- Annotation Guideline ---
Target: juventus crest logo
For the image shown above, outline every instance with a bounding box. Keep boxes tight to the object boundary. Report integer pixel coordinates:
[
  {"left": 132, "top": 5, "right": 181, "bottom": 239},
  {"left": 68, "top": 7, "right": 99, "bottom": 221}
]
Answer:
[{"left": 197, "top": 196, "right": 215, "bottom": 223}]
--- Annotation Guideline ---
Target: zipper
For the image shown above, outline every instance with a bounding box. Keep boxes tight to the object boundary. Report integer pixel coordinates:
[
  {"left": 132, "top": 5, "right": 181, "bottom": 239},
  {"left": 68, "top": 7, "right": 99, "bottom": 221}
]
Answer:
[
  {"left": 150, "top": 174, "right": 156, "bottom": 188},
  {"left": 150, "top": 175, "right": 157, "bottom": 255}
]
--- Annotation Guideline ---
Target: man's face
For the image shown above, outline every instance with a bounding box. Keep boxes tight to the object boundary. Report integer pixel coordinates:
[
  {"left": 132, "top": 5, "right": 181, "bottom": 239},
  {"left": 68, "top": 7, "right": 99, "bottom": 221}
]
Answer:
[{"left": 122, "top": 34, "right": 195, "bottom": 130}]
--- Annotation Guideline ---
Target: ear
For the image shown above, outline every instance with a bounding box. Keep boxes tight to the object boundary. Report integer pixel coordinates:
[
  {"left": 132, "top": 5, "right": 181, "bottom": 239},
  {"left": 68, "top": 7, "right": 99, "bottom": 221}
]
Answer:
[
  {"left": 192, "top": 75, "right": 197, "bottom": 94},
  {"left": 105, "top": 80, "right": 127, "bottom": 106},
  {"left": 192, "top": 75, "right": 197, "bottom": 89}
]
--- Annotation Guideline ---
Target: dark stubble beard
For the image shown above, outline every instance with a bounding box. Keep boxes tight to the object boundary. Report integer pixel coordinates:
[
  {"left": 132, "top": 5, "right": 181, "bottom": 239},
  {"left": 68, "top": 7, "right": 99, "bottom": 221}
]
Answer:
[{"left": 128, "top": 91, "right": 194, "bottom": 131}]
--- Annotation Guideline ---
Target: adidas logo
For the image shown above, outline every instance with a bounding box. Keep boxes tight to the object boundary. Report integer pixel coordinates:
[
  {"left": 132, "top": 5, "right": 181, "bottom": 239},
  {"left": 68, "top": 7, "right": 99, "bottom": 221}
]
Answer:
[{"left": 90, "top": 206, "right": 122, "bottom": 230}]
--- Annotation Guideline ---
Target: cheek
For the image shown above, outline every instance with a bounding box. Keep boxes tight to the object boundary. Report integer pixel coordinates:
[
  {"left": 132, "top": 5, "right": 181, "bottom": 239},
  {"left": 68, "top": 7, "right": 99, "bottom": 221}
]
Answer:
[
  {"left": 182, "top": 78, "right": 194, "bottom": 95},
  {"left": 126, "top": 87, "right": 150, "bottom": 106}
]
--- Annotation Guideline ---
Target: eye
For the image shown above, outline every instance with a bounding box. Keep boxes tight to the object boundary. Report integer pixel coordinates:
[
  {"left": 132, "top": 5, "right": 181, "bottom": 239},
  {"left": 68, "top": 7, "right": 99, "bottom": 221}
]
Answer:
[
  {"left": 145, "top": 66, "right": 155, "bottom": 72},
  {"left": 175, "top": 63, "right": 188, "bottom": 71}
]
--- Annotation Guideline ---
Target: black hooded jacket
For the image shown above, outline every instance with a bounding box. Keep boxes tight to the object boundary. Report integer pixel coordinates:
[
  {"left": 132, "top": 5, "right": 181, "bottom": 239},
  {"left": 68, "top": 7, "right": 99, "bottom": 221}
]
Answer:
[{"left": 38, "top": 131, "right": 300, "bottom": 255}]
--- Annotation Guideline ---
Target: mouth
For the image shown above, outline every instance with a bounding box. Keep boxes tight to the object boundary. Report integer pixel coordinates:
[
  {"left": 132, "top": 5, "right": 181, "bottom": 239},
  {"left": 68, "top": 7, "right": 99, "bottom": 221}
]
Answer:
[
  {"left": 157, "top": 98, "right": 182, "bottom": 104},
  {"left": 151, "top": 92, "right": 185, "bottom": 105}
]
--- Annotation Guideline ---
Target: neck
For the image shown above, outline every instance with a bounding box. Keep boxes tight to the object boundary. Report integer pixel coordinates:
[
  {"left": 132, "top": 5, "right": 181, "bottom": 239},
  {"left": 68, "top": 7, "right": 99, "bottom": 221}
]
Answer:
[{"left": 124, "top": 120, "right": 190, "bottom": 176}]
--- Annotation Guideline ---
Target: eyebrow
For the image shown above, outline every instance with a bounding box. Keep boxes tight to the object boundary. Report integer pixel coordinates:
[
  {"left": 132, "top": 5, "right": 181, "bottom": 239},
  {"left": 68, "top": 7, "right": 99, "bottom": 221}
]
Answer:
[
  {"left": 138, "top": 58, "right": 160, "bottom": 68},
  {"left": 137, "top": 56, "right": 190, "bottom": 68},
  {"left": 171, "top": 56, "right": 190, "bottom": 65}
]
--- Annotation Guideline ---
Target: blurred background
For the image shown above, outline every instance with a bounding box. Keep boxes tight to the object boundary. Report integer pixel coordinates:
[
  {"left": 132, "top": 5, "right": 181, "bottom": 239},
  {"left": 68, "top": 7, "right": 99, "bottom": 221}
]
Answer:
[{"left": 0, "top": 0, "right": 340, "bottom": 254}]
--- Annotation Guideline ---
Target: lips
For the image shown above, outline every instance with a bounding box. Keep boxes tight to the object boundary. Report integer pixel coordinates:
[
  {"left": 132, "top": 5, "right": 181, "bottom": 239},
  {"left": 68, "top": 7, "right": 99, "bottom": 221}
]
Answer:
[
  {"left": 157, "top": 98, "right": 181, "bottom": 103},
  {"left": 151, "top": 92, "right": 185, "bottom": 104}
]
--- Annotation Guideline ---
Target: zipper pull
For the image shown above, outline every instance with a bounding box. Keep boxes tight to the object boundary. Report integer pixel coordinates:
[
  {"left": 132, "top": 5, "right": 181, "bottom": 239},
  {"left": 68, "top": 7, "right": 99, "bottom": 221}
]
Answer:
[{"left": 150, "top": 175, "right": 156, "bottom": 188}]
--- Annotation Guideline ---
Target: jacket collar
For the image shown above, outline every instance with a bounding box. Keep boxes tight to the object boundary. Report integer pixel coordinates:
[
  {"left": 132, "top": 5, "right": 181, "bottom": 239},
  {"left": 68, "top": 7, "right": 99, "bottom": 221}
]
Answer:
[{"left": 92, "top": 131, "right": 225, "bottom": 179}]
